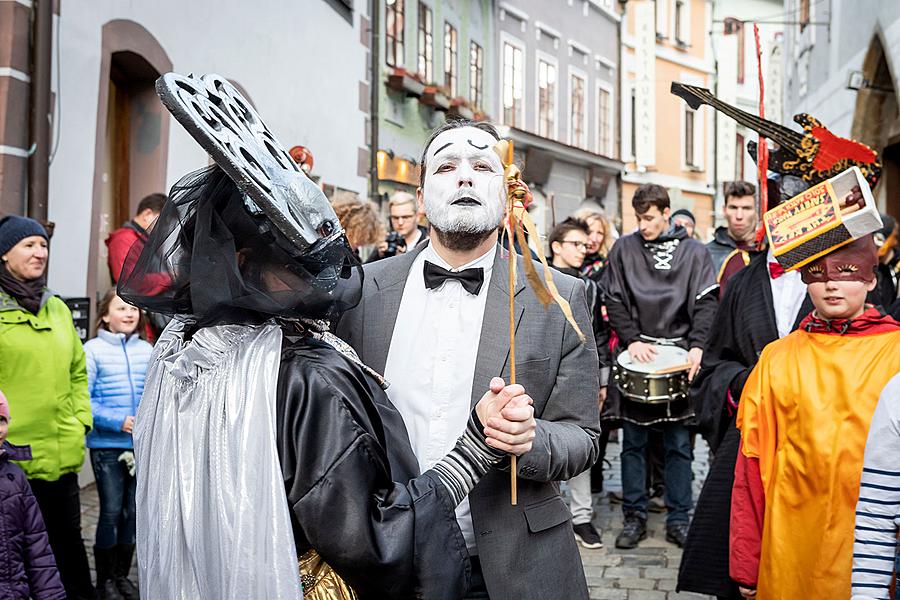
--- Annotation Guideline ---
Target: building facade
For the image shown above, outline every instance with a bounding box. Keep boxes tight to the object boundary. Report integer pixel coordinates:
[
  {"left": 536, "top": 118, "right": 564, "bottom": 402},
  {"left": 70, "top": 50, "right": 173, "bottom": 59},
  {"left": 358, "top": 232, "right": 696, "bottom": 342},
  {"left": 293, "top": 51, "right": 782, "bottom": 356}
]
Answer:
[
  {"left": 782, "top": 0, "right": 900, "bottom": 218},
  {"left": 0, "top": 0, "right": 370, "bottom": 305},
  {"left": 621, "top": 0, "right": 716, "bottom": 238},
  {"left": 376, "top": 0, "right": 496, "bottom": 200},
  {"left": 495, "top": 0, "right": 624, "bottom": 236},
  {"left": 711, "top": 0, "right": 784, "bottom": 225}
]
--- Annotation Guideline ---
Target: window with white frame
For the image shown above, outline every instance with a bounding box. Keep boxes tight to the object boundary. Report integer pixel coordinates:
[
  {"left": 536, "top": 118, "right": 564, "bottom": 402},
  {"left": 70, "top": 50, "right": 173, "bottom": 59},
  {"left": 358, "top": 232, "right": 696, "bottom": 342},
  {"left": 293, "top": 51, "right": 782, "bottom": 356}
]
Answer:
[
  {"left": 443, "top": 22, "right": 458, "bottom": 96},
  {"left": 502, "top": 39, "right": 524, "bottom": 127},
  {"left": 735, "top": 133, "right": 745, "bottom": 180},
  {"left": 569, "top": 72, "right": 586, "bottom": 148},
  {"left": 684, "top": 107, "right": 695, "bottom": 166},
  {"left": 538, "top": 58, "right": 557, "bottom": 139},
  {"left": 469, "top": 42, "right": 483, "bottom": 108},
  {"left": 385, "top": 0, "right": 405, "bottom": 67},
  {"left": 629, "top": 86, "right": 636, "bottom": 159},
  {"left": 674, "top": 0, "right": 685, "bottom": 44},
  {"left": 655, "top": 0, "right": 668, "bottom": 39},
  {"left": 596, "top": 84, "right": 612, "bottom": 156},
  {"left": 683, "top": 105, "right": 703, "bottom": 169},
  {"left": 417, "top": 2, "right": 432, "bottom": 82}
]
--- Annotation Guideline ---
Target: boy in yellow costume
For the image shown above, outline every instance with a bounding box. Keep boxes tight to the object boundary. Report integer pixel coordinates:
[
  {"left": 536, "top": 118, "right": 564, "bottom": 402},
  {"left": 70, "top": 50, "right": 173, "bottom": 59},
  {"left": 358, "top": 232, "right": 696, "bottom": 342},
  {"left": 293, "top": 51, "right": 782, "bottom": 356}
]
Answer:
[{"left": 729, "top": 234, "right": 900, "bottom": 599}]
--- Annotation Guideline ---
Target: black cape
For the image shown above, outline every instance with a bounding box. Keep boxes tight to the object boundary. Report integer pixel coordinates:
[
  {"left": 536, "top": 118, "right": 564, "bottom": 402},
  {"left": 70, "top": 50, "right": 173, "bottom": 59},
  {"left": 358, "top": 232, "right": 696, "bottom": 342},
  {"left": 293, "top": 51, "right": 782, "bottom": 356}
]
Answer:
[
  {"left": 677, "top": 256, "right": 812, "bottom": 598},
  {"left": 276, "top": 333, "right": 470, "bottom": 600},
  {"left": 601, "top": 227, "right": 718, "bottom": 424}
]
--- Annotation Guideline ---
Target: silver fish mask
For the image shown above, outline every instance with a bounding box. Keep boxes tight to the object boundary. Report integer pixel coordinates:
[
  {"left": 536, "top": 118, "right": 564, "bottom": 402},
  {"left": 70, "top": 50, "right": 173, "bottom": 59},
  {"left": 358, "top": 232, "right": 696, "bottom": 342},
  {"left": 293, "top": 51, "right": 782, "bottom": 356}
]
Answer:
[{"left": 156, "top": 72, "right": 343, "bottom": 255}]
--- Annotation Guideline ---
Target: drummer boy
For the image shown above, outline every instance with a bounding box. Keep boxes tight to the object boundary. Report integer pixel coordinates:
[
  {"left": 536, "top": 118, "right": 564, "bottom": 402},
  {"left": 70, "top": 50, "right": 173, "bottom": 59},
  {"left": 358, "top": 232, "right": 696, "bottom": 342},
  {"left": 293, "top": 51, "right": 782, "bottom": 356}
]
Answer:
[{"left": 602, "top": 184, "right": 718, "bottom": 550}]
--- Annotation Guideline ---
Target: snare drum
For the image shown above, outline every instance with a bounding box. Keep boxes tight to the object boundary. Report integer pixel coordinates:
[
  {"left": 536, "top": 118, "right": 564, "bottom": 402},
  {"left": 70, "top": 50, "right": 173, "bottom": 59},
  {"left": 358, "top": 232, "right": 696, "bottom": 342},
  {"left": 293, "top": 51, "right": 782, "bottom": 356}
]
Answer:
[{"left": 613, "top": 346, "right": 689, "bottom": 404}]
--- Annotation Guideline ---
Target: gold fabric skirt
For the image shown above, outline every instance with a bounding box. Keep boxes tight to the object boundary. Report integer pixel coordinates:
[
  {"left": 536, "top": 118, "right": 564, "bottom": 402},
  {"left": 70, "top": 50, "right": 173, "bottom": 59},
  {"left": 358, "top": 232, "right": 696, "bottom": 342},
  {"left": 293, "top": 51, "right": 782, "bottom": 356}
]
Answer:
[{"left": 299, "top": 550, "right": 358, "bottom": 600}]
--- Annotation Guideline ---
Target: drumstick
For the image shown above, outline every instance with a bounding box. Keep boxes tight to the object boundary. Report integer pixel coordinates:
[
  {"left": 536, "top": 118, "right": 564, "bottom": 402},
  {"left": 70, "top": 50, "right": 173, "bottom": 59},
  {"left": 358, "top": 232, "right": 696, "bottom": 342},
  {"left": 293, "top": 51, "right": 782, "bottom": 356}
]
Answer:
[{"left": 652, "top": 362, "right": 693, "bottom": 375}]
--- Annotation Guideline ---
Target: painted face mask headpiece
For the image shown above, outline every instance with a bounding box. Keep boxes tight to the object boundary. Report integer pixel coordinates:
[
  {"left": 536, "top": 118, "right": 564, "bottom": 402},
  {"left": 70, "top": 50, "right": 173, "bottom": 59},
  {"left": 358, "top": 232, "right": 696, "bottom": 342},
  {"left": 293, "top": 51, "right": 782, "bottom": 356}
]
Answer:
[{"left": 800, "top": 235, "right": 878, "bottom": 285}]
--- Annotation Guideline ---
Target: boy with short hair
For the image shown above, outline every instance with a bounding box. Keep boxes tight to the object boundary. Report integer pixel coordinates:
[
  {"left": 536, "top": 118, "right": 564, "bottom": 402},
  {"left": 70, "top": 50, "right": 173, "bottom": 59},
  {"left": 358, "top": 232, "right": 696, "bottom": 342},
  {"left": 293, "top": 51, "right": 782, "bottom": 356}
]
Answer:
[
  {"left": 730, "top": 235, "right": 900, "bottom": 599},
  {"left": 0, "top": 390, "right": 66, "bottom": 600}
]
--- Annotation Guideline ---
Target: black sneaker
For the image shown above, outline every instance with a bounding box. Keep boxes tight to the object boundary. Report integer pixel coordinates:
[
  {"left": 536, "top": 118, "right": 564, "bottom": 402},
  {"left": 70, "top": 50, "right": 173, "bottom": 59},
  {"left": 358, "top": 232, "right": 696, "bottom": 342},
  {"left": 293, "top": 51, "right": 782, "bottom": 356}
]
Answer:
[
  {"left": 573, "top": 522, "right": 603, "bottom": 549},
  {"left": 614, "top": 516, "right": 647, "bottom": 549},
  {"left": 666, "top": 522, "right": 690, "bottom": 547}
]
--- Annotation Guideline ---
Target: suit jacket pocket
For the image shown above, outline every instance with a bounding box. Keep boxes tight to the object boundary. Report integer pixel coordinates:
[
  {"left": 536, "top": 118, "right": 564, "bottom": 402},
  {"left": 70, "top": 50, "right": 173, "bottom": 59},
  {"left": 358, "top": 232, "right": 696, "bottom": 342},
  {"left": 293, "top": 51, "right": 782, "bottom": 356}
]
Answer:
[
  {"left": 505, "top": 356, "right": 552, "bottom": 416},
  {"left": 523, "top": 495, "right": 570, "bottom": 533}
]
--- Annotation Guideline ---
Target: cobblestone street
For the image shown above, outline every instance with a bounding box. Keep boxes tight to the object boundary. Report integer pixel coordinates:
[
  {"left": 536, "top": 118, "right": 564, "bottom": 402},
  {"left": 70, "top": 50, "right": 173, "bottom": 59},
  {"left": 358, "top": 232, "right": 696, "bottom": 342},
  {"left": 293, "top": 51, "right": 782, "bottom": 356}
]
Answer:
[
  {"left": 78, "top": 437, "right": 713, "bottom": 598},
  {"left": 576, "top": 437, "right": 713, "bottom": 600}
]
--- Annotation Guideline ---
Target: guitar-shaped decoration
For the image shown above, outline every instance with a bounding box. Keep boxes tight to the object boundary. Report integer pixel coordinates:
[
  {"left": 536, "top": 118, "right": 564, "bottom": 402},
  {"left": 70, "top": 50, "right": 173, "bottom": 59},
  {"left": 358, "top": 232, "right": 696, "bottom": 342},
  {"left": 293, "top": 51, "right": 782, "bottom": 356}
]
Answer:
[{"left": 671, "top": 82, "right": 882, "bottom": 189}]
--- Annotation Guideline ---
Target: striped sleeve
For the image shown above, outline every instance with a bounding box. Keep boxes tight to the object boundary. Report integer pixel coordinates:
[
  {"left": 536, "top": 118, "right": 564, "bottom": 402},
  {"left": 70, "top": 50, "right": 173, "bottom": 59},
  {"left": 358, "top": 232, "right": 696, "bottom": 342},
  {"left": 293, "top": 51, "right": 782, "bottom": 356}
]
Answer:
[
  {"left": 852, "top": 374, "right": 900, "bottom": 600},
  {"left": 431, "top": 410, "right": 506, "bottom": 505}
]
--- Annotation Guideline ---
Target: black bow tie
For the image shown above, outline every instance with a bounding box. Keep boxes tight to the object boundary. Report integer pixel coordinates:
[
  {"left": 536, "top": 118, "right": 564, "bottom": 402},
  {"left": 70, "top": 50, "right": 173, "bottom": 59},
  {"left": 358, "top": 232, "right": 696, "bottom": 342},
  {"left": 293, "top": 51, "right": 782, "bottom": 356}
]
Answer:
[{"left": 423, "top": 261, "right": 485, "bottom": 295}]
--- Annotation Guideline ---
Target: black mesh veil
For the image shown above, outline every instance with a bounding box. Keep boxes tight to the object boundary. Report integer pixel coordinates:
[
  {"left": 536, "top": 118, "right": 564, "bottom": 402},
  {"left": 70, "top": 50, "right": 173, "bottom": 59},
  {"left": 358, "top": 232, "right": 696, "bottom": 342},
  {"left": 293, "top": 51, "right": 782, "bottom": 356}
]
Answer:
[{"left": 118, "top": 166, "right": 362, "bottom": 327}]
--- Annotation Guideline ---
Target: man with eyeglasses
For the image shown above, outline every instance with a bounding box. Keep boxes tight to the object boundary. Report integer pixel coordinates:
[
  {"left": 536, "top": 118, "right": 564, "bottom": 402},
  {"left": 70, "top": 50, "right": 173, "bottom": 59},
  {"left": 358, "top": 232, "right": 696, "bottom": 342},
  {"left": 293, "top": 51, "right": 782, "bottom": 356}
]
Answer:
[
  {"left": 370, "top": 191, "right": 429, "bottom": 261},
  {"left": 549, "top": 218, "right": 610, "bottom": 550}
]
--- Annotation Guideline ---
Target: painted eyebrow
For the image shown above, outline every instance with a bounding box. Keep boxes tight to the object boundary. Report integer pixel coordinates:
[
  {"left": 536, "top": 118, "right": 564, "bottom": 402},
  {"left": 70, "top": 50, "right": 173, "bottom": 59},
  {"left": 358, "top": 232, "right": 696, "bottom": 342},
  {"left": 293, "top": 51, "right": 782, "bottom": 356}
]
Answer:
[
  {"left": 468, "top": 139, "right": 489, "bottom": 150},
  {"left": 432, "top": 142, "right": 454, "bottom": 156}
]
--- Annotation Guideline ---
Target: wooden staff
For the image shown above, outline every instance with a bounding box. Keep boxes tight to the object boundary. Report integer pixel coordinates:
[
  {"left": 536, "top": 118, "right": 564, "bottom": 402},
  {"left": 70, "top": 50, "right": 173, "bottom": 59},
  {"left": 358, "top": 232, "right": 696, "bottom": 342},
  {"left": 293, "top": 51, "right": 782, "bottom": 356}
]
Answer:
[{"left": 506, "top": 140, "right": 518, "bottom": 506}]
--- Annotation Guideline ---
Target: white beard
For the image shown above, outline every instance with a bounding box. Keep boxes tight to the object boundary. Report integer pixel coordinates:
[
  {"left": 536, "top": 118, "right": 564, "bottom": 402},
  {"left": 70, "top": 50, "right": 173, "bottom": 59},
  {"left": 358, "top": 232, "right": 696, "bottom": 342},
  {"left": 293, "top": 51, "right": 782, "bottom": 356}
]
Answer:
[{"left": 424, "top": 181, "right": 505, "bottom": 235}]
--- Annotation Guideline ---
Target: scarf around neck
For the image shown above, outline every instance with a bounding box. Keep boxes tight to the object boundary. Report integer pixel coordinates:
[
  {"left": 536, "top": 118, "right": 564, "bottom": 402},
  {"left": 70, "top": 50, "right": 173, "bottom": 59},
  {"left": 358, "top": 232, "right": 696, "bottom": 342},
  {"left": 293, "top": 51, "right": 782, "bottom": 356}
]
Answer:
[{"left": 0, "top": 262, "right": 46, "bottom": 314}]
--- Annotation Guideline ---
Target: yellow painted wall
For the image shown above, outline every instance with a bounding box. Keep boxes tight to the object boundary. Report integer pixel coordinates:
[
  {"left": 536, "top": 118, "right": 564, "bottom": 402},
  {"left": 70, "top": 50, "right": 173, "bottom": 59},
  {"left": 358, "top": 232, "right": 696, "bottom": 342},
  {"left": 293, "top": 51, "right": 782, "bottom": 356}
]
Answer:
[{"left": 621, "top": 0, "right": 714, "bottom": 239}]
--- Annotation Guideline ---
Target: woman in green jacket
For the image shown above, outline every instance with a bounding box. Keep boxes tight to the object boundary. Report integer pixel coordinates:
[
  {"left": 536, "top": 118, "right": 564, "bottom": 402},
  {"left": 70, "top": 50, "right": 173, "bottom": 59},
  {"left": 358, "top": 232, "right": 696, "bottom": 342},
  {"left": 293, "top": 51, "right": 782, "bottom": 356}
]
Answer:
[{"left": 0, "top": 215, "right": 96, "bottom": 600}]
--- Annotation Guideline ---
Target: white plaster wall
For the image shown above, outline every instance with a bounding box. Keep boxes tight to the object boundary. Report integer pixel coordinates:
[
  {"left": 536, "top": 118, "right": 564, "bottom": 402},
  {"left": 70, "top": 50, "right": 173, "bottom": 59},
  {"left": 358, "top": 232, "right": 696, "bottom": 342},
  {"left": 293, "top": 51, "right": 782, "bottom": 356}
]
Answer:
[
  {"left": 783, "top": 1, "right": 900, "bottom": 138},
  {"left": 47, "top": 0, "right": 368, "bottom": 296}
]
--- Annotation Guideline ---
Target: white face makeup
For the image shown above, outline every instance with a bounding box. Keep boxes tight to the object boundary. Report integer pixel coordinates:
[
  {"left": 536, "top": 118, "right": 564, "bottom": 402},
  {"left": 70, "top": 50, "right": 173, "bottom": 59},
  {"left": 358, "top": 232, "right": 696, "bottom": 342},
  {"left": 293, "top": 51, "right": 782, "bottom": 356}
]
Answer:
[{"left": 420, "top": 127, "right": 506, "bottom": 235}]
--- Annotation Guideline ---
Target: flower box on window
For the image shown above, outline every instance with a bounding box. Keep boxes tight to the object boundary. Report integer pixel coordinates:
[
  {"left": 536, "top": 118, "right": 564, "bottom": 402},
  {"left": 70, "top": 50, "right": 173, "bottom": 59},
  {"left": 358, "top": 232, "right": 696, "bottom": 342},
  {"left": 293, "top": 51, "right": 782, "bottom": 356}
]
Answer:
[
  {"left": 386, "top": 67, "right": 426, "bottom": 97},
  {"left": 420, "top": 85, "right": 450, "bottom": 111},
  {"left": 448, "top": 97, "right": 475, "bottom": 120}
]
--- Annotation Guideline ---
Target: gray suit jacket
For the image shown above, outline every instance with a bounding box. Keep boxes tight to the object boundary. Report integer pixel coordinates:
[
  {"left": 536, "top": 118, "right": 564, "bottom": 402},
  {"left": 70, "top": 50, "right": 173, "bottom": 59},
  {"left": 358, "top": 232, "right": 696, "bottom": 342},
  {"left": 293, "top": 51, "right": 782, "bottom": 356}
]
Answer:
[{"left": 336, "top": 243, "right": 600, "bottom": 600}]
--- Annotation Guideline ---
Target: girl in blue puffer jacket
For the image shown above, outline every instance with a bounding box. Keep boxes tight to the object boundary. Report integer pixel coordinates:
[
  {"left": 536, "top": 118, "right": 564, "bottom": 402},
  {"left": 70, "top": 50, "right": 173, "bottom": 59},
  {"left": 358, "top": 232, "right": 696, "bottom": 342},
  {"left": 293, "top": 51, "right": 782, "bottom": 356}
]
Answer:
[{"left": 84, "top": 290, "right": 152, "bottom": 600}]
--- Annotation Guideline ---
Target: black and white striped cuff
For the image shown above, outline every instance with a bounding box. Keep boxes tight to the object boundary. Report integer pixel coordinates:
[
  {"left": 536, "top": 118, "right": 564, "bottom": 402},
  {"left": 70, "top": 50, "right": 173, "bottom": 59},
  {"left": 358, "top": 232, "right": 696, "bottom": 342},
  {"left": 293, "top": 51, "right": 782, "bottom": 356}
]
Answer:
[{"left": 431, "top": 410, "right": 506, "bottom": 505}]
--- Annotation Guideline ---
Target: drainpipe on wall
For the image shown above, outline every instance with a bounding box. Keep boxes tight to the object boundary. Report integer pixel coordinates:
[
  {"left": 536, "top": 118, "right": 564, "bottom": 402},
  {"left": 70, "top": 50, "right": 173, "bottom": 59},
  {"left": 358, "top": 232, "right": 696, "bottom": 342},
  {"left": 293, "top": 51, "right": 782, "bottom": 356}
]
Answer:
[
  {"left": 616, "top": 1, "right": 625, "bottom": 225},
  {"left": 28, "top": 0, "right": 53, "bottom": 231},
  {"left": 369, "top": 0, "right": 381, "bottom": 205}
]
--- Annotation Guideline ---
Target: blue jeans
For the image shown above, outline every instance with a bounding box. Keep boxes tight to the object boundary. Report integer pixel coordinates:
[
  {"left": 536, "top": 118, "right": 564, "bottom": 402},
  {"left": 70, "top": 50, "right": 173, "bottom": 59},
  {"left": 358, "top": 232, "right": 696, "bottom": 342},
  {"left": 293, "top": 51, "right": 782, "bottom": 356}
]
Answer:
[
  {"left": 621, "top": 420, "right": 692, "bottom": 525},
  {"left": 90, "top": 448, "right": 136, "bottom": 548}
]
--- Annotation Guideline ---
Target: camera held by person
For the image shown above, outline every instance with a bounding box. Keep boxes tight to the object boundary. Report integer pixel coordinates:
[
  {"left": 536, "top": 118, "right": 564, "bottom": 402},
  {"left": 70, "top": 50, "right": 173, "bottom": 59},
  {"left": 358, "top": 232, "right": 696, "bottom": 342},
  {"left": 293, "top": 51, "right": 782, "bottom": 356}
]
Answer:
[{"left": 382, "top": 231, "right": 407, "bottom": 258}]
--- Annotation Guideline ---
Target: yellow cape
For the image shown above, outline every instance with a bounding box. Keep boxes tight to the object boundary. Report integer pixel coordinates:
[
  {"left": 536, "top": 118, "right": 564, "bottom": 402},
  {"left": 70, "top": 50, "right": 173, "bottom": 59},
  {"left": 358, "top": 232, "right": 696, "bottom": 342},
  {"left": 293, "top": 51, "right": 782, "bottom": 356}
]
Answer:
[{"left": 737, "top": 328, "right": 900, "bottom": 599}]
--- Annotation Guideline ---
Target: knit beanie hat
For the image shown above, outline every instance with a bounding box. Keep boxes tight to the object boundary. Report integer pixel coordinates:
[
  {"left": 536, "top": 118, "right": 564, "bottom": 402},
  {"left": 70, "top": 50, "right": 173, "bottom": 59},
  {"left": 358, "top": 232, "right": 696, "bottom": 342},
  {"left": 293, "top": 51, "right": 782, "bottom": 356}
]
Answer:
[
  {"left": 0, "top": 215, "right": 48, "bottom": 258},
  {"left": 670, "top": 208, "right": 696, "bottom": 225},
  {"left": 0, "top": 389, "right": 9, "bottom": 422}
]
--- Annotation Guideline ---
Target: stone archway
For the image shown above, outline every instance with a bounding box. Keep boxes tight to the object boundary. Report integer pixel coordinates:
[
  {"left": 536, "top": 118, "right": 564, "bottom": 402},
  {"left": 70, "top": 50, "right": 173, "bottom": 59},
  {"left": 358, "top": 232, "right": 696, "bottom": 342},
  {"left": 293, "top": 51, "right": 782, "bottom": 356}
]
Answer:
[
  {"left": 87, "top": 20, "right": 172, "bottom": 309},
  {"left": 851, "top": 34, "right": 900, "bottom": 216}
]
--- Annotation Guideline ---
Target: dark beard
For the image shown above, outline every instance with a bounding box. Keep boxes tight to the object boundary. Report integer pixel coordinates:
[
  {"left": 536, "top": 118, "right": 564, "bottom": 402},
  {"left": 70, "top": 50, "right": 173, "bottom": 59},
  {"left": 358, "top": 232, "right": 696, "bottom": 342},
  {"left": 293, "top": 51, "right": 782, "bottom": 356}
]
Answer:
[{"left": 430, "top": 226, "right": 496, "bottom": 252}]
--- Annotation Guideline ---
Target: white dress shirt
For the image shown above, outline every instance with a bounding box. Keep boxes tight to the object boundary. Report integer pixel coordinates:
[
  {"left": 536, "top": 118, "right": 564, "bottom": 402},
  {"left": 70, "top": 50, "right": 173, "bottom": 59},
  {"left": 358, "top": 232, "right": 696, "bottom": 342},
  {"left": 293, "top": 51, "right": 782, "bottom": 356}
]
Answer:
[
  {"left": 383, "top": 242, "right": 496, "bottom": 553},
  {"left": 767, "top": 248, "right": 808, "bottom": 338}
]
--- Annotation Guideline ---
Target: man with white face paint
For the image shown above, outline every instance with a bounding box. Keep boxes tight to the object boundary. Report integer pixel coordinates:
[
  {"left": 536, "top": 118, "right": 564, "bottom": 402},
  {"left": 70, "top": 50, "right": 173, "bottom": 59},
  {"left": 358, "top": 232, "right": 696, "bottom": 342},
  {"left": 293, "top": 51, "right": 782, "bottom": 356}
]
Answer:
[{"left": 338, "top": 120, "right": 600, "bottom": 600}]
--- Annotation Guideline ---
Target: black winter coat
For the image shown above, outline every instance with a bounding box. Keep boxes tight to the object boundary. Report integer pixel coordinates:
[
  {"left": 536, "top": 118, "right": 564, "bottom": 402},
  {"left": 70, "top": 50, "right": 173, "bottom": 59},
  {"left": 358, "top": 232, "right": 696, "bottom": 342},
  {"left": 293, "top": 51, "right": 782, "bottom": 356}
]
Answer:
[
  {"left": 0, "top": 442, "right": 65, "bottom": 600},
  {"left": 275, "top": 336, "right": 470, "bottom": 600}
]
